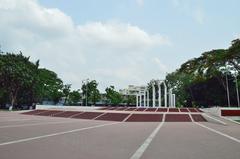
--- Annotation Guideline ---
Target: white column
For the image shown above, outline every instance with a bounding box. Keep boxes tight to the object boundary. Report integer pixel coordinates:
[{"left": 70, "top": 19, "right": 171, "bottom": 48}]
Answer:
[
  {"left": 139, "top": 94, "right": 142, "bottom": 107},
  {"left": 164, "top": 83, "right": 167, "bottom": 107},
  {"left": 147, "top": 90, "right": 149, "bottom": 107},
  {"left": 152, "top": 84, "right": 155, "bottom": 107},
  {"left": 172, "top": 94, "right": 176, "bottom": 108},
  {"left": 136, "top": 95, "right": 138, "bottom": 107},
  {"left": 158, "top": 83, "right": 161, "bottom": 107},
  {"left": 169, "top": 89, "right": 172, "bottom": 107},
  {"left": 144, "top": 91, "right": 146, "bottom": 107}
]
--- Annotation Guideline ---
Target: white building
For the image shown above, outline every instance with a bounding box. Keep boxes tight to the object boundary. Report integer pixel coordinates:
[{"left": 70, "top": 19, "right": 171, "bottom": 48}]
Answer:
[{"left": 120, "top": 80, "right": 176, "bottom": 108}]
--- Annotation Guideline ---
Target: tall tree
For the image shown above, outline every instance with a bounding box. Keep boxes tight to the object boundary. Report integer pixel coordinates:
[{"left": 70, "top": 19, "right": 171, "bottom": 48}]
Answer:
[{"left": 0, "top": 52, "right": 39, "bottom": 109}]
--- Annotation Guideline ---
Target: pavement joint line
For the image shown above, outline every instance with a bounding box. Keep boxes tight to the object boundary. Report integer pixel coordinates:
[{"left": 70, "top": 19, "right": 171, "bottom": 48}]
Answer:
[
  {"left": 0, "top": 122, "right": 121, "bottom": 146},
  {"left": 162, "top": 113, "right": 166, "bottom": 122},
  {"left": 0, "top": 120, "right": 81, "bottom": 129},
  {"left": 68, "top": 111, "right": 85, "bottom": 118},
  {"left": 189, "top": 114, "right": 194, "bottom": 122},
  {"left": 130, "top": 121, "right": 165, "bottom": 159},
  {"left": 194, "top": 122, "right": 240, "bottom": 144},
  {"left": 203, "top": 113, "right": 227, "bottom": 125},
  {"left": 122, "top": 113, "right": 133, "bottom": 122},
  {"left": 92, "top": 112, "right": 107, "bottom": 120}
]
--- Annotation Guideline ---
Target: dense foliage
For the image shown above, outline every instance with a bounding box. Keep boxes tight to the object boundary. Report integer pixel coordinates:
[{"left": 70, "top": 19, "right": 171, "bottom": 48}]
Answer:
[
  {"left": 0, "top": 52, "right": 82, "bottom": 109},
  {"left": 166, "top": 39, "right": 240, "bottom": 107}
]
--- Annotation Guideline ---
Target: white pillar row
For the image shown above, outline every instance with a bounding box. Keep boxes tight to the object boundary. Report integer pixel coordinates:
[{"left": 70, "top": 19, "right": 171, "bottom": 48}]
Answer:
[
  {"left": 152, "top": 84, "right": 156, "bottom": 107},
  {"left": 164, "top": 83, "right": 167, "bottom": 107},
  {"left": 147, "top": 90, "right": 149, "bottom": 107},
  {"left": 158, "top": 82, "right": 161, "bottom": 107}
]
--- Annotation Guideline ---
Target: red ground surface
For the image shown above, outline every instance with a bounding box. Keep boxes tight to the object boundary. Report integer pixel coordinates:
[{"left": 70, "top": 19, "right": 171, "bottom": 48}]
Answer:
[
  {"left": 156, "top": 108, "right": 168, "bottom": 112},
  {"left": 22, "top": 109, "right": 47, "bottom": 115},
  {"left": 145, "top": 108, "right": 157, "bottom": 112},
  {"left": 191, "top": 114, "right": 207, "bottom": 122},
  {"left": 96, "top": 113, "right": 130, "bottom": 121},
  {"left": 21, "top": 108, "right": 207, "bottom": 122},
  {"left": 135, "top": 108, "right": 147, "bottom": 111},
  {"left": 188, "top": 108, "right": 198, "bottom": 112},
  {"left": 125, "top": 108, "right": 137, "bottom": 111},
  {"left": 179, "top": 108, "right": 189, "bottom": 112},
  {"left": 72, "top": 112, "right": 103, "bottom": 119},
  {"left": 168, "top": 108, "right": 179, "bottom": 112},
  {"left": 52, "top": 111, "right": 82, "bottom": 118},
  {"left": 36, "top": 110, "right": 63, "bottom": 116},
  {"left": 126, "top": 114, "right": 163, "bottom": 122},
  {"left": 165, "top": 114, "right": 191, "bottom": 122}
]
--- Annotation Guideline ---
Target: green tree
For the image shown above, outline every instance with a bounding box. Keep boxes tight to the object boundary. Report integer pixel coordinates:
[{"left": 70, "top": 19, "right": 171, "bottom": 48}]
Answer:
[
  {"left": 0, "top": 52, "right": 39, "bottom": 109},
  {"left": 68, "top": 90, "right": 81, "bottom": 105},
  {"left": 36, "top": 68, "right": 64, "bottom": 104},
  {"left": 105, "top": 86, "right": 123, "bottom": 106},
  {"left": 81, "top": 80, "right": 101, "bottom": 106},
  {"left": 62, "top": 84, "right": 71, "bottom": 105}
]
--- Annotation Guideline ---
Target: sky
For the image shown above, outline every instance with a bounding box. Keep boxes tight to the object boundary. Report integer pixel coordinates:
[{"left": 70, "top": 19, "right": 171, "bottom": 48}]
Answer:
[{"left": 0, "top": 0, "right": 239, "bottom": 92}]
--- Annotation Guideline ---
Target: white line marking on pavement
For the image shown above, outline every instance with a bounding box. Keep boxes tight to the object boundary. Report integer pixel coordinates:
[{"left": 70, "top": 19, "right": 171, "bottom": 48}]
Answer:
[
  {"left": 0, "top": 122, "right": 121, "bottom": 146},
  {"left": 0, "top": 120, "right": 81, "bottom": 129},
  {"left": 130, "top": 118, "right": 165, "bottom": 159},
  {"left": 189, "top": 114, "right": 194, "bottom": 122},
  {"left": 93, "top": 112, "right": 107, "bottom": 120},
  {"left": 122, "top": 113, "right": 133, "bottom": 122},
  {"left": 194, "top": 122, "right": 240, "bottom": 144},
  {"left": 221, "top": 116, "right": 240, "bottom": 125},
  {"left": 203, "top": 113, "right": 227, "bottom": 125}
]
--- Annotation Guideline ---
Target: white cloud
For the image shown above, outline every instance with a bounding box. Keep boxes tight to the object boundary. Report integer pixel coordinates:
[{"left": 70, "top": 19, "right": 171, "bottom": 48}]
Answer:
[{"left": 0, "top": 0, "right": 170, "bottom": 91}]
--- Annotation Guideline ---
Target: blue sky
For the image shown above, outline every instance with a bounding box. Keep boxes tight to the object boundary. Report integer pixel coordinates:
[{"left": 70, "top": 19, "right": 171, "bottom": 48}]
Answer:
[{"left": 0, "top": 0, "right": 239, "bottom": 91}]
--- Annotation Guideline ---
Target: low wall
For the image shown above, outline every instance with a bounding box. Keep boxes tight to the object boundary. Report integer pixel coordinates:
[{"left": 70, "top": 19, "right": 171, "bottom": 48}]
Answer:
[
  {"left": 36, "top": 105, "right": 101, "bottom": 111},
  {"left": 203, "top": 107, "right": 240, "bottom": 120}
]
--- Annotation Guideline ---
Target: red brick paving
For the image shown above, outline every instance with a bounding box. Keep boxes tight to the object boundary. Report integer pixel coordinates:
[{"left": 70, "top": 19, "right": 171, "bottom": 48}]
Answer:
[
  {"left": 168, "top": 108, "right": 179, "bottom": 112},
  {"left": 165, "top": 114, "right": 191, "bottom": 122},
  {"left": 179, "top": 108, "right": 189, "bottom": 112},
  {"left": 96, "top": 113, "right": 130, "bottom": 121},
  {"left": 145, "top": 108, "right": 157, "bottom": 112},
  {"left": 126, "top": 108, "right": 137, "bottom": 111},
  {"left": 188, "top": 108, "right": 198, "bottom": 112},
  {"left": 126, "top": 114, "right": 163, "bottom": 122},
  {"left": 36, "top": 110, "right": 63, "bottom": 116},
  {"left": 135, "top": 108, "right": 147, "bottom": 111},
  {"left": 156, "top": 108, "right": 168, "bottom": 112},
  {"left": 22, "top": 110, "right": 46, "bottom": 115},
  {"left": 191, "top": 114, "right": 207, "bottom": 122},
  {"left": 53, "top": 111, "right": 83, "bottom": 118},
  {"left": 72, "top": 112, "right": 103, "bottom": 119}
]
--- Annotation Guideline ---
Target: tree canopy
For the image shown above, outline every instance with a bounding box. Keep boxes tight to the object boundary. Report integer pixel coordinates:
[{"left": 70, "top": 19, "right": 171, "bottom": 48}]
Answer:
[{"left": 166, "top": 39, "right": 240, "bottom": 107}]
